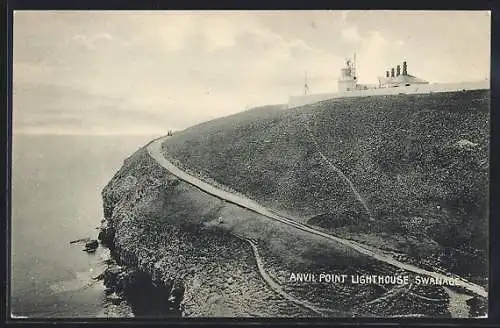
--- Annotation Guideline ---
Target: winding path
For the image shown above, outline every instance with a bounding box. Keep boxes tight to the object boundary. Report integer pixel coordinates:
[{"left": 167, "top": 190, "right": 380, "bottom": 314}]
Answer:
[
  {"left": 146, "top": 137, "right": 487, "bottom": 299},
  {"left": 232, "top": 233, "right": 343, "bottom": 317}
]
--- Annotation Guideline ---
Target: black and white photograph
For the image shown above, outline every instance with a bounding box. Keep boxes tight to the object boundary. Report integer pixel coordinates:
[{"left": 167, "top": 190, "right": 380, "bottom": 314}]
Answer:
[{"left": 10, "top": 10, "right": 490, "bottom": 319}]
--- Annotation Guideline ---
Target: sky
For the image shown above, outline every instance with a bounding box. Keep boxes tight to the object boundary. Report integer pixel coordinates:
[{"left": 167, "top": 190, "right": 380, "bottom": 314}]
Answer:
[{"left": 13, "top": 10, "right": 491, "bottom": 135}]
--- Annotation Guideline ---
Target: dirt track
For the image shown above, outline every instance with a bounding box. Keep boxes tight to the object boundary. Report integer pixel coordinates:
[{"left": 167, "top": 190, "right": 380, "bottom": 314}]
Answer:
[{"left": 147, "top": 137, "right": 487, "bottom": 299}]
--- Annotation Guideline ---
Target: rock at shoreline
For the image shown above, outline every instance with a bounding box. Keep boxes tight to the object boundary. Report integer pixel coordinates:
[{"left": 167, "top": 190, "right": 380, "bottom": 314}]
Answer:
[
  {"left": 83, "top": 239, "right": 99, "bottom": 252},
  {"left": 98, "top": 222, "right": 116, "bottom": 247},
  {"left": 86, "top": 239, "right": 99, "bottom": 248},
  {"left": 102, "top": 264, "right": 125, "bottom": 288},
  {"left": 69, "top": 237, "right": 91, "bottom": 244}
]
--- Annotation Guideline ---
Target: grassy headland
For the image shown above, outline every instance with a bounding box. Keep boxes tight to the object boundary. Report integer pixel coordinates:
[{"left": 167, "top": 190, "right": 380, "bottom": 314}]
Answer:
[
  {"left": 102, "top": 144, "right": 451, "bottom": 316},
  {"left": 163, "top": 90, "right": 490, "bottom": 286}
]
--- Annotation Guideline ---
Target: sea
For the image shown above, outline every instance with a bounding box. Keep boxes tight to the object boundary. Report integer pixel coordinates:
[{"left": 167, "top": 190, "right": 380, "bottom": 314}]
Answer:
[{"left": 10, "top": 134, "right": 159, "bottom": 318}]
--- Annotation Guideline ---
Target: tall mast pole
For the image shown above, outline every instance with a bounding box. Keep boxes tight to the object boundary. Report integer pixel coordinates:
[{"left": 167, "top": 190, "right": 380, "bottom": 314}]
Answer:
[
  {"left": 304, "top": 71, "right": 310, "bottom": 95},
  {"left": 353, "top": 53, "right": 357, "bottom": 79}
]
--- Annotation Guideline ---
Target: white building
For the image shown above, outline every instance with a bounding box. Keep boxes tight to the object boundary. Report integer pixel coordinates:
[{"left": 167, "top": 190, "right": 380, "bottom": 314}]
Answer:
[
  {"left": 377, "top": 61, "right": 429, "bottom": 88},
  {"left": 287, "top": 56, "right": 488, "bottom": 108}
]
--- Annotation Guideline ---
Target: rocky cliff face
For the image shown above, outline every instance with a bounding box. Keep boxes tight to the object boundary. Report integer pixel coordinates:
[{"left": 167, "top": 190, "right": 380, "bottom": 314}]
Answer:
[
  {"left": 97, "top": 132, "right": 483, "bottom": 318},
  {"left": 97, "top": 146, "right": 314, "bottom": 317},
  {"left": 98, "top": 146, "right": 183, "bottom": 316}
]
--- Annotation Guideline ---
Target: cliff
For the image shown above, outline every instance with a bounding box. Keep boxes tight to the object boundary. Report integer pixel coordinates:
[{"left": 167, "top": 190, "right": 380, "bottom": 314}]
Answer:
[
  {"left": 164, "top": 90, "right": 489, "bottom": 287},
  {"left": 98, "top": 145, "right": 459, "bottom": 317},
  {"left": 98, "top": 90, "right": 489, "bottom": 317},
  {"left": 98, "top": 146, "right": 319, "bottom": 316}
]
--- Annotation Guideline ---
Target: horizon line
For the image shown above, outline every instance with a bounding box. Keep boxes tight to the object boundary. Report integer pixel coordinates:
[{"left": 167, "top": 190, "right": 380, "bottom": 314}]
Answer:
[{"left": 11, "top": 132, "right": 168, "bottom": 137}]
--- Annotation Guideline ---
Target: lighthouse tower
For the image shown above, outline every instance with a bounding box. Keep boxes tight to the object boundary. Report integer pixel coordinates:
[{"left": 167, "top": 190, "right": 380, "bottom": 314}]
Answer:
[{"left": 338, "top": 55, "right": 357, "bottom": 92}]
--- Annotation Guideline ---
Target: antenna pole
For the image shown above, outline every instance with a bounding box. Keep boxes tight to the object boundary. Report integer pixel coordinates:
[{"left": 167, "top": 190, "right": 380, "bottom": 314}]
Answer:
[
  {"left": 353, "top": 52, "right": 357, "bottom": 79},
  {"left": 304, "top": 71, "right": 310, "bottom": 95}
]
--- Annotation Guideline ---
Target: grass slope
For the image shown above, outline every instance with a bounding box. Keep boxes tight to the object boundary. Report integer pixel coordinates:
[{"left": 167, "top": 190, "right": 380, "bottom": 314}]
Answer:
[
  {"left": 163, "top": 90, "right": 489, "bottom": 284},
  {"left": 104, "top": 145, "right": 447, "bottom": 316}
]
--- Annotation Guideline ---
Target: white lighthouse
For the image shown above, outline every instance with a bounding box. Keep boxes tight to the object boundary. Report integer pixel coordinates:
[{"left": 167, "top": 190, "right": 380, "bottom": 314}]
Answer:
[{"left": 337, "top": 55, "right": 358, "bottom": 92}]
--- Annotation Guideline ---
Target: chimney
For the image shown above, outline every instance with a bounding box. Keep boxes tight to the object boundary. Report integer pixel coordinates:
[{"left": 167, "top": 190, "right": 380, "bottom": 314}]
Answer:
[
  {"left": 386, "top": 71, "right": 389, "bottom": 77},
  {"left": 391, "top": 68, "right": 395, "bottom": 77},
  {"left": 403, "top": 61, "right": 407, "bottom": 75},
  {"left": 396, "top": 65, "right": 401, "bottom": 76}
]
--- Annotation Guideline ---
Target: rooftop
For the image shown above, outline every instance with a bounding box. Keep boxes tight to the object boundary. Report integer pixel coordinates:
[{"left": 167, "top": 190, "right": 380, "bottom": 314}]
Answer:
[{"left": 379, "top": 74, "right": 429, "bottom": 86}]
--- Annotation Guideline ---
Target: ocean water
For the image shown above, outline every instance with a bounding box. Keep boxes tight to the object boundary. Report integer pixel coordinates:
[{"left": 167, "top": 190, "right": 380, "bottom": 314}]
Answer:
[{"left": 10, "top": 134, "right": 159, "bottom": 318}]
